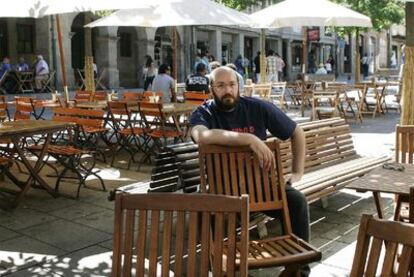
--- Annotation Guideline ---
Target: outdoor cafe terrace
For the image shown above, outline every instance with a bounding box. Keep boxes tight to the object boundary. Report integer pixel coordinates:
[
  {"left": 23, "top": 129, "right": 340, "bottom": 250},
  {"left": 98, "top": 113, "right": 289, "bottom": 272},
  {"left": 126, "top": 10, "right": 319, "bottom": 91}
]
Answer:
[{"left": 0, "top": 83, "right": 411, "bottom": 276}]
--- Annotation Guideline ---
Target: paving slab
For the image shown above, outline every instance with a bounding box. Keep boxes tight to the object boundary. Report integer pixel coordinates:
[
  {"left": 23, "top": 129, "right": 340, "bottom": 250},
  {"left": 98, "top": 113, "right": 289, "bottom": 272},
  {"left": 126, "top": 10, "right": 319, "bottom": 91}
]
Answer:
[
  {"left": 72, "top": 209, "right": 115, "bottom": 234},
  {"left": 3, "top": 266, "right": 63, "bottom": 277},
  {"left": 0, "top": 208, "right": 58, "bottom": 231},
  {"left": 40, "top": 245, "right": 112, "bottom": 277},
  {"left": 49, "top": 202, "right": 109, "bottom": 221},
  {"left": 0, "top": 226, "right": 20, "bottom": 243},
  {"left": 19, "top": 219, "right": 111, "bottom": 252},
  {"left": 0, "top": 236, "right": 64, "bottom": 274}
]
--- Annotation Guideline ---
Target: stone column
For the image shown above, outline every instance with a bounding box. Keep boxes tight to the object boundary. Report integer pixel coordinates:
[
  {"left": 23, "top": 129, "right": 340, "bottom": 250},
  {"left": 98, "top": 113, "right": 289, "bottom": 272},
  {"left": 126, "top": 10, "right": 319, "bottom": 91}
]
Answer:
[
  {"left": 210, "top": 30, "right": 222, "bottom": 64},
  {"left": 277, "top": 38, "right": 283, "bottom": 56},
  {"left": 232, "top": 33, "right": 244, "bottom": 61},
  {"left": 319, "top": 44, "right": 324, "bottom": 64},
  {"left": 95, "top": 27, "right": 119, "bottom": 89},
  {"left": 284, "top": 39, "right": 292, "bottom": 81}
]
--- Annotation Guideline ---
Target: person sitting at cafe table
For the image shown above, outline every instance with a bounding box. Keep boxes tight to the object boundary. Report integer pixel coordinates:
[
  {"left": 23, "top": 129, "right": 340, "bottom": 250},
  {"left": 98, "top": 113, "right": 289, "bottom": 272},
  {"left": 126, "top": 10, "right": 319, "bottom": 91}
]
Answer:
[
  {"left": 315, "top": 63, "right": 328, "bottom": 75},
  {"left": 34, "top": 55, "right": 49, "bottom": 92},
  {"left": 0, "top": 57, "right": 15, "bottom": 93},
  {"left": 152, "top": 63, "right": 176, "bottom": 103},
  {"left": 185, "top": 62, "right": 209, "bottom": 93},
  {"left": 16, "top": 57, "right": 29, "bottom": 72},
  {"left": 190, "top": 66, "right": 310, "bottom": 276}
]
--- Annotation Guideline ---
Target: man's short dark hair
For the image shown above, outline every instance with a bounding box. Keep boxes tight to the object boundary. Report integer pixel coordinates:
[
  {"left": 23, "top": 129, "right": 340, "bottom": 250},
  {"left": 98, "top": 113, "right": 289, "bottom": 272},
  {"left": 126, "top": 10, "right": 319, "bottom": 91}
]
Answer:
[
  {"left": 158, "top": 64, "right": 170, "bottom": 74},
  {"left": 196, "top": 62, "right": 206, "bottom": 73}
]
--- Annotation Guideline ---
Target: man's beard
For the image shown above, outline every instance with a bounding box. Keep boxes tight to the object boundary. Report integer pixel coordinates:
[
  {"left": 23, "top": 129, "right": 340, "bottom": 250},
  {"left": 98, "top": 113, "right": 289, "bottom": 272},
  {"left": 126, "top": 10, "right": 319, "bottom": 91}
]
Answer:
[{"left": 213, "top": 93, "right": 240, "bottom": 112}]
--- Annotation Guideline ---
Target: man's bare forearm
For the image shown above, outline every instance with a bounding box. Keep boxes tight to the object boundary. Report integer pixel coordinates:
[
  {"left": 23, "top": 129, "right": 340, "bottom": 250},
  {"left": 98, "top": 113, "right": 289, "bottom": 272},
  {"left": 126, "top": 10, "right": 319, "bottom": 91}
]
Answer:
[
  {"left": 191, "top": 125, "right": 258, "bottom": 146},
  {"left": 291, "top": 126, "right": 306, "bottom": 176}
]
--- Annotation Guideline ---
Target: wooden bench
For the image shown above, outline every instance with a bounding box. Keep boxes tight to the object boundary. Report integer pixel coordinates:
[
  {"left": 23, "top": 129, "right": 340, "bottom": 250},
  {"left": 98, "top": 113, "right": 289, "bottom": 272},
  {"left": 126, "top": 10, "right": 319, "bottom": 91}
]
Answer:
[{"left": 110, "top": 118, "right": 390, "bottom": 204}]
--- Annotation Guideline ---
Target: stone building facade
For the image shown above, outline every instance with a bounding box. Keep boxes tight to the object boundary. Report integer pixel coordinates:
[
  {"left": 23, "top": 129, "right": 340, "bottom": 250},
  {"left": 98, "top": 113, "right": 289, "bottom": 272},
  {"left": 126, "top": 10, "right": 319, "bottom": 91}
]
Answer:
[{"left": 0, "top": 13, "right": 405, "bottom": 90}]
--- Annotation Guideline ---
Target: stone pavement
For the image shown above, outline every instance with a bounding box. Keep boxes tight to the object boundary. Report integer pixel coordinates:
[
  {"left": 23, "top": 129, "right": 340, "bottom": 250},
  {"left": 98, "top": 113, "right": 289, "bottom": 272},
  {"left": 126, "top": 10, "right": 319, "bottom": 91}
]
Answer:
[{"left": 0, "top": 100, "right": 401, "bottom": 276}]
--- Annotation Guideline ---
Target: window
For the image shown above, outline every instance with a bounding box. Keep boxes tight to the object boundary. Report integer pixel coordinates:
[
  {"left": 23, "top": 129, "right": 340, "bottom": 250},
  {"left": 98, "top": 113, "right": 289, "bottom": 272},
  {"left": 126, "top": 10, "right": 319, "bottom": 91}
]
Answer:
[
  {"left": 119, "top": 32, "right": 131, "bottom": 57},
  {"left": 17, "top": 24, "right": 34, "bottom": 54}
]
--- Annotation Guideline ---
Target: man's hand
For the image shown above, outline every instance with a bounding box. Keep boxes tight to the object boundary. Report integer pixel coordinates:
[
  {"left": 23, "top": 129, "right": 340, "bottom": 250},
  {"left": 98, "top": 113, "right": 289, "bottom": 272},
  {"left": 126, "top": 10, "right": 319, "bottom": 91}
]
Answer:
[
  {"left": 248, "top": 135, "right": 275, "bottom": 171},
  {"left": 285, "top": 172, "right": 303, "bottom": 185}
]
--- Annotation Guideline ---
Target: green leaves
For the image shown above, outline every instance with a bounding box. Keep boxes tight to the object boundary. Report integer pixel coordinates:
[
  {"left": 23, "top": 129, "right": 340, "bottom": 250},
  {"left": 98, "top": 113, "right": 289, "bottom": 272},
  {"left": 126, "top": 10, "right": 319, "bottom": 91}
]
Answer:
[{"left": 333, "top": 0, "right": 404, "bottom": 31}]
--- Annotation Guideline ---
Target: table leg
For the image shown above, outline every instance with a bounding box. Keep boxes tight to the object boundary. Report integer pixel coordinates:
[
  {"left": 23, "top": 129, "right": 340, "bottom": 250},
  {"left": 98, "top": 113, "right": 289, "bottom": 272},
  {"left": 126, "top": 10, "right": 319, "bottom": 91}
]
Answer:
[
  {"left": 373, "top": 191, "right": 383, "bottom": 218},
  {"left": 11, "top": 133, "right": 57, "bottom": 207}
]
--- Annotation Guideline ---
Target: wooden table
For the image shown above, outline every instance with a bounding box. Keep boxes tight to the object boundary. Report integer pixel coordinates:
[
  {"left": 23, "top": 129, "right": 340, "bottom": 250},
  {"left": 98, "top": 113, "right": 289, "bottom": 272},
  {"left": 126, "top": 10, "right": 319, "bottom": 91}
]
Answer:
[
  {"left": 0, "top": 120, "right": 71, "bottom": 208},
  {"left": 346, "top": 163, "right": 414, "bottom": 219}
]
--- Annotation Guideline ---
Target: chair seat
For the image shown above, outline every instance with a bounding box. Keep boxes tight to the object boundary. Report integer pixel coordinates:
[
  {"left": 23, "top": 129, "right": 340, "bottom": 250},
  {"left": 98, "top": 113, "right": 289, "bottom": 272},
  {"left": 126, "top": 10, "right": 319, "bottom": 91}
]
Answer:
[
  {"left": 119, "top": 127, "right": 145, "bottom": 136},
  {"left": 30, "top": 145, "right": 87, "bottom": 156},
  {"left": 232, "top": 235, "right": 320, "bottom": 268},
  {"left": 0, "top": 157, "right": 13, "bottom": 168},
  {"left": 82, "top": 126, "right": 108, "bottom": 134},
  {"left": 149, "top": 129, "right": 182, "bottom": 138}
]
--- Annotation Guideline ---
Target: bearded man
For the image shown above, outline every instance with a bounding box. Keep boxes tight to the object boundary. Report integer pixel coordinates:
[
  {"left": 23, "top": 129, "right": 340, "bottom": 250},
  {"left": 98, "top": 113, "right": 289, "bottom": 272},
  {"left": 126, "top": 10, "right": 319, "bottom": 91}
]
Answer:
[{"left": 189, "top": 66, "right": 310, "bottom": 276}]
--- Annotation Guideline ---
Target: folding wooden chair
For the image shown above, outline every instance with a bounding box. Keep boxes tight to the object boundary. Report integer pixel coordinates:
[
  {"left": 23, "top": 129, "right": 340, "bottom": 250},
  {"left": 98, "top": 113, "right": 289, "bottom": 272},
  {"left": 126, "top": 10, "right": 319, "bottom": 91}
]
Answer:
[
  {"left": 40, "top": 70, "right": 55, "bottom": 93},
  {"left": 394, "top": 125, "right": 414, "bottom": 222},
  {"left": 29, "top": 108, "right": 107, "bottom": 198},
  {"left": 184, "top": 91, "right": 209, "bottom": 105},
  {"left": 112, "top": 193, "right": 249, "bottom": 277},
  {"left": 107, "top": 101, "right": 148, "bottom": 169},
  {"left": 270, "top": 81, "right": 287, "bottom": 110},
  {"left": 0, "top": 95, "right": 10, "bottom": 121},
  {"left": 137, "top": 101, "right": 183, "bottom": 164},
  {"left": 95, "top": 68, "right": 107, "bottom": 90},
  {"left": 14, "top": 97, "right": 34, "bottom": 120},
  {"left": 350, "top": 214, "right": 414, "bottom": 276},
  {"left": 311, "top": 90, "right": 340, "bottom": 120},
  {"left": 122, "top": 91, "right": 142, "bottom": 101},
  {"left": 198, "top": 139, "right": 321, "bottom": 275},
  {"left": 92, "top": 90, "right": 107, "bottom": 101},
  {"left": 142, "top": 91, "right": 163, "bottom": 102},
  {"left": 252, "top": 83, "right": 272, "bottom": 100}
]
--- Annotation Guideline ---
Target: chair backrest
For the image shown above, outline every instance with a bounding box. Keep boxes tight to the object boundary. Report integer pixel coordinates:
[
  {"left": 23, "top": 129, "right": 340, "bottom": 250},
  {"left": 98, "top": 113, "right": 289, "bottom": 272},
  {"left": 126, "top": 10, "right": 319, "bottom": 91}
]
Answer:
[
  {"left": 74, "top": 90, "right": 93, "bottom": 102},
  {"left": 395, "top": 125, "right": 414, "bottom": 164},
  {"left": 0, "top": 95, "right": 9, "bottom": 121},
  {"left": 53, "top": 107, "right": 105, "bottom": 128},
  {"left": 112, "top": 193, "right": 249, "bottom": 277},
  {"left": 14, "top": 97, "right": 34, "bottom": 120},
  {"left": 142, "top": 91, "right": 163, "bottom": 102},
  {"left": 184, "top": 91, "right": 209, "bottom": 105},
  {"left": 198, "top": 139, "right": 292, "bottom": 234},
  {"left": 350, "top": 214, "right": 414, "bottom": 277},
  {"left": 253, "top": 83, "right": 272, "bottom": 98},
  {"left": 122, "top": 91, "right": 141, "bottom": 101},
  {"left": 92, "top": 91, "right": 107, "bottom": 101}
]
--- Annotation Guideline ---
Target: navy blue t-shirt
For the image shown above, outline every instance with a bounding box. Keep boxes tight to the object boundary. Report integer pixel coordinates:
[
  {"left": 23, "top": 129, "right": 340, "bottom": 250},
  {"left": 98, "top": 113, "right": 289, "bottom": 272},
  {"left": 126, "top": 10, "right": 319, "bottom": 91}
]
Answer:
[{"left": 189, "top": 96, "right": 296, "bottom": 140}]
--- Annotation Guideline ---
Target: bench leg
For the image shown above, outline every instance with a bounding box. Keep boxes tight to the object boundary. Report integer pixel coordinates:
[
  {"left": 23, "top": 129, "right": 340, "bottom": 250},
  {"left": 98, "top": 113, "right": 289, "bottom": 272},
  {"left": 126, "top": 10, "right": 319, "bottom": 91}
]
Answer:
[{"left": 320, "top": 197, "right": 329, "bottom": 209}]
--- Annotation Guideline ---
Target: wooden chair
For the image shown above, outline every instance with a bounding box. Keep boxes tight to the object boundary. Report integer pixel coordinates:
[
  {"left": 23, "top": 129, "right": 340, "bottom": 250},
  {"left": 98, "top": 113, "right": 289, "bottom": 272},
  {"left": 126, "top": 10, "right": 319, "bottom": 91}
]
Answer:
[
  {"left": 92, "top": 90, "right": 107, "bottom": 101},
  {"left": 122, "top": 91, "right": 141, "bottom": 101},
  {"left": 311, "top": 90, "right": 340, "bottom": 120},
  {"left": 107, "top": 101, "right": 148, "bottom": 169},
  {"left": 40, "top": 70, "right": 55, "bottom": 93},
  {"left": 252, "top": 83, "right": 272, "bottom": 100},
  {"left": 198, "top": 139, "right": 321, "bottom": 275},
  {"left": 270, "top": 81, "right": 287, "bottom": 110},
  {"left": 137, "top": 102, "right": 183, "bottom": 164},
  {"left": 0, "top": 95, "right": 9, "bottom": 121},
  {"left": 112, "top": 193, "right": 249, "bottom": 277},
  {"left": 14, "top": 97, "right": 34, "bottom": 120},
  {"left": 350, "top": 214, "right": 414, "bottom": 276},
  {"left": 142, "top": 91, "right": 163, "bottom": 103},
  {"left": 184, "top": 91, "right": 209, "bottom": 105},
  {"left": 394, "top": 125, "right": 414, "bottom": 221},
  {"left": 29, "top": 107, "right": 107, "bottom": 198}
]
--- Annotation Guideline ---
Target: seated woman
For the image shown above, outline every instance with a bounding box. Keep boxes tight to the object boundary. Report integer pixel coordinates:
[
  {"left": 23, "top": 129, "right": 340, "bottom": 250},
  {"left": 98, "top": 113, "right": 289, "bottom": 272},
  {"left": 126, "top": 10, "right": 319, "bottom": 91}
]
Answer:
[{"left": 151, "top": 64, "right": 176, "bottom": 103}]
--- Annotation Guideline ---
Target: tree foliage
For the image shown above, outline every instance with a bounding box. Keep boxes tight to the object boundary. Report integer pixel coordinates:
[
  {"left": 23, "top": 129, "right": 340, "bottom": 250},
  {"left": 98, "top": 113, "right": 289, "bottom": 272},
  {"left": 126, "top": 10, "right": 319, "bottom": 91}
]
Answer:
[{"left": 332, "top": 0, "right": 404, "bottom": 36}]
